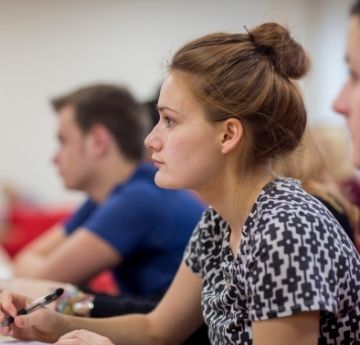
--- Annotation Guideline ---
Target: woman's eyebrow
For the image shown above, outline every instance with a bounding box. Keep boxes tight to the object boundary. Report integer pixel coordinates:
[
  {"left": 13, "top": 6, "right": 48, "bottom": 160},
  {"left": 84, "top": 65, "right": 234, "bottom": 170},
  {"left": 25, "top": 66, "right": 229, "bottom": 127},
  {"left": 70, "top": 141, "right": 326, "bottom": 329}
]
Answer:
[{"left": 157, "top": 105, "right": 179, "bottom": 114}]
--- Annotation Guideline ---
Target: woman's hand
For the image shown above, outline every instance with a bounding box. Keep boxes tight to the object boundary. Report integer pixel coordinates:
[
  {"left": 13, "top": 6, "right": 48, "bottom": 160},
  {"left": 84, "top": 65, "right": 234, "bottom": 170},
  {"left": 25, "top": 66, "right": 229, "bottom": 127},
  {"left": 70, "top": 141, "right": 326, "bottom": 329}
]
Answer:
[
  {"left": 0, "top": 290, "right": 30, "bottom": 336},
  {"left": 0, "top": 290, "right": 67, "bottom": 343},
  {"left": 55, "top": 329, "right": 114, "bottom": 345},
  {"left": 0, "top": 290, "right": 30, "bottom": 319}
]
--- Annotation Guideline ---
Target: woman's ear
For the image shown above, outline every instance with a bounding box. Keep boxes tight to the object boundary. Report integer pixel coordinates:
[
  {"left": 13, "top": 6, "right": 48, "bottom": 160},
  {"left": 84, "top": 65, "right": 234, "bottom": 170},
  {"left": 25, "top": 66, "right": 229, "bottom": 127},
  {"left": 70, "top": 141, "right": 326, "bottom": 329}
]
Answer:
[{"left": 220, "top": 118, "right": 243, "bottom": 154}]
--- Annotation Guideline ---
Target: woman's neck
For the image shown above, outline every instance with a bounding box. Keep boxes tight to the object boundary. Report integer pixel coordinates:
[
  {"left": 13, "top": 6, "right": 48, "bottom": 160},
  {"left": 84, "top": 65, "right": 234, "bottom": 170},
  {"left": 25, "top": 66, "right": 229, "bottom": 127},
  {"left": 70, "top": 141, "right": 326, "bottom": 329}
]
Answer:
[{"left": 201, "top": 166, "right": 274, "bottom": 236}]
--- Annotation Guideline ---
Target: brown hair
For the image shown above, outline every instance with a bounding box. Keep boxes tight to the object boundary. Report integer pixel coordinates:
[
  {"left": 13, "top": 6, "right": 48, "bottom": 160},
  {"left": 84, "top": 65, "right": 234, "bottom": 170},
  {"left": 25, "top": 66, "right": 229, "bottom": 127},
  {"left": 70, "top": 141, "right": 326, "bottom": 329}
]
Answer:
[
  {"left": 52, "top": 84, "right": 148, "bottom": 162},
  {"left": 351, "top": 0, "right": 360, "bottom": 16},
  {"left": 170, "top": 22, "right": 309, "bottom": 175}
]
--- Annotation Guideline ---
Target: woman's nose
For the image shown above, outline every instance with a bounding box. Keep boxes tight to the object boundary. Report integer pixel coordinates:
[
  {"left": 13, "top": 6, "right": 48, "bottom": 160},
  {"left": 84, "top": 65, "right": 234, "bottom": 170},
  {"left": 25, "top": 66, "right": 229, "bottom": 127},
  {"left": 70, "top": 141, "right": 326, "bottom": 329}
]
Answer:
[
  {"left": 333, "top": 82, "right": 352, "bottom": 118},
  {"left": 144, "top": 126, "right": 162, "bottom": 151}
]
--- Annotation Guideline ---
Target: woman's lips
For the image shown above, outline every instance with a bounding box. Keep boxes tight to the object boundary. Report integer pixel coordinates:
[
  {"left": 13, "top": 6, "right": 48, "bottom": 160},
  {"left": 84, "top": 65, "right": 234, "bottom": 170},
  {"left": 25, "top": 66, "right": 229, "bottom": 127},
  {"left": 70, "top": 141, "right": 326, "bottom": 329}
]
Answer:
[{"left": 152, "top": 159, "right": 164, "bottom": 168}]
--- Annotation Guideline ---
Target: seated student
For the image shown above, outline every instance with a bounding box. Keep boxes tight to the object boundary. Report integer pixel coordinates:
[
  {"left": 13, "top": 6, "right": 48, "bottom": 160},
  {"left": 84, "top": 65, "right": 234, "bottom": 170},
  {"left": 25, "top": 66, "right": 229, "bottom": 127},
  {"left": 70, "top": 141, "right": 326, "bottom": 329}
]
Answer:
[
  {"left": 0, "top": 22, "right": 359, "bottom": 345},
  {"left": 309, "top": 126, "right": 360, "bottom": 210},
  {"left": 9, "top": 84, "right": 205, "bottom": 301}
]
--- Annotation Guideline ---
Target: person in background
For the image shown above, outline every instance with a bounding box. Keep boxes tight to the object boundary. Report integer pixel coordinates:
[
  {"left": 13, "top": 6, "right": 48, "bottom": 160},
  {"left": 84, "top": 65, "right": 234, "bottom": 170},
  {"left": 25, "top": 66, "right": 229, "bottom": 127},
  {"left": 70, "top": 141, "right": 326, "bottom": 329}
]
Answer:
[
  {"left": 0, "top": 21, "right": 359, "bottom": 345},
  {"left": 274, "top": 127, "right": 360, "bottom": 247},
  {"left": 333, "top": 0, "right": 360, "bottom": 204},
  {"left": 143, "top": 86, "right": 161, "bottom": 129},
  {"left": 311, "top": 127, "right": 355, "bottom": 182},
  {"left": 7, "top": 84, "right": 205, "bottom": 308},
  {"left": 310, "top": 126, "right": 360, "bottom": 208}
]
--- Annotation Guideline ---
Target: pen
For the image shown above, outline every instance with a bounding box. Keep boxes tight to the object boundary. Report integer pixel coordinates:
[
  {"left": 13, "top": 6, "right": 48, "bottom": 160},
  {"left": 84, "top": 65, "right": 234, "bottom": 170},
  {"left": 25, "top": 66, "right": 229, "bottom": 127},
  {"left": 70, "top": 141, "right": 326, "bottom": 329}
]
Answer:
[{"left": 0, "top": 287, "right": 64, "bottom": 327}]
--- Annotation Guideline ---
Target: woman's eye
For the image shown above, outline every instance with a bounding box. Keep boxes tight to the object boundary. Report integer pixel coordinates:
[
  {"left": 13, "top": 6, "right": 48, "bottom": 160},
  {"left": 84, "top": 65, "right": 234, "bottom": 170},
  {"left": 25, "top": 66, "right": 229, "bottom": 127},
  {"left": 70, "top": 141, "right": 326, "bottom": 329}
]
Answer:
[{"left": 164, "top": 116, "right": 175, "bottom": 128}]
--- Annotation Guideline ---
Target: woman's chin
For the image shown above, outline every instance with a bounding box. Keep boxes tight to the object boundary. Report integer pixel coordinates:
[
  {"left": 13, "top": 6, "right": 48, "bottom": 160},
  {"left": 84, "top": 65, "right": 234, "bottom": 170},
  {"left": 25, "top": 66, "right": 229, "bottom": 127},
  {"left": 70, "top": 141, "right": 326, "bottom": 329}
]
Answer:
[{"left": 154, "top": 173, "right": 183, "bottom": 190}]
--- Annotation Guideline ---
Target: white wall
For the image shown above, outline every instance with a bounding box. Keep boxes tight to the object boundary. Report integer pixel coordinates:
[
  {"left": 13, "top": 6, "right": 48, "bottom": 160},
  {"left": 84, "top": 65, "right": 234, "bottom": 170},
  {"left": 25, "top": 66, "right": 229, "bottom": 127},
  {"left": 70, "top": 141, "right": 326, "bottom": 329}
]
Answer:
[
  {"left": 0, "top": 0, "right": 353, "bottom": 205},
  {"left": 303, "top": 0, "right": 352, "bottom": 125}
]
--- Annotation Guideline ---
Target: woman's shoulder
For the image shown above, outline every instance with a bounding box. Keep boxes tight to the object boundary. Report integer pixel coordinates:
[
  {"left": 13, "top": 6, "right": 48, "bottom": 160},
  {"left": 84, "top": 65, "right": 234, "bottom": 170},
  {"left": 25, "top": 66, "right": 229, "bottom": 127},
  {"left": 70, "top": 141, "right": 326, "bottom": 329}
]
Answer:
[
  {"left": 252, "top": 178, "right": 356, "bottom": 254},
  {"left": 259, "top": 177, "right": 328, "bottom": 210},
  {"left": 197, "top": 207, "right": 224, "bottom": 228},
  {"left": 255, "top": 177, "right": 345, "bottom": 231}
]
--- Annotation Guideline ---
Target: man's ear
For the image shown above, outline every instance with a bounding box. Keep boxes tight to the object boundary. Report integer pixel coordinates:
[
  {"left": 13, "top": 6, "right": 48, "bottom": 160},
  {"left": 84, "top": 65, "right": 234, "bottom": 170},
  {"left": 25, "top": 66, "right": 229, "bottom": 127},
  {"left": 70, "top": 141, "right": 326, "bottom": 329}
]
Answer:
[
  {"left": 88, "top": 125, "right": 111, "bottom": 157},
  {"left": 220, "top": 118, "right": 243, "bottom": 154}
]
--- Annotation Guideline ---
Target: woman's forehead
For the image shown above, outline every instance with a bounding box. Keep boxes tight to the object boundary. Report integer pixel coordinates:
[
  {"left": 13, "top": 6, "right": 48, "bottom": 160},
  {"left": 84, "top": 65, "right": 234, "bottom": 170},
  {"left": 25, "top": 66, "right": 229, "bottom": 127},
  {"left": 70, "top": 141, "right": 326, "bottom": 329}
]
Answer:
[
  {"left": 347, "top": 17, "right": 360, "bottom": 66},
  {"left": 159, "top": 74, "right": 195, "bottom": 109}
]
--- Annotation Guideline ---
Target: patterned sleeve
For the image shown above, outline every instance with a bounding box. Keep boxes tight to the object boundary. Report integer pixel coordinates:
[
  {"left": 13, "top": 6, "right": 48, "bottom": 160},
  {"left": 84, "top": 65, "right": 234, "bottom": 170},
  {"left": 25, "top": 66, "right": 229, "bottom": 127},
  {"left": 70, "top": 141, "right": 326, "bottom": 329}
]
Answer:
[
  {"left": 247, "top": 203, "right": 353, "bottom": 321},
  {"left": 183, "top": 220, "right": 202, "bottom": 275},
  {"left": 183, "top": 208, "right": 213, "bottom": 276}
]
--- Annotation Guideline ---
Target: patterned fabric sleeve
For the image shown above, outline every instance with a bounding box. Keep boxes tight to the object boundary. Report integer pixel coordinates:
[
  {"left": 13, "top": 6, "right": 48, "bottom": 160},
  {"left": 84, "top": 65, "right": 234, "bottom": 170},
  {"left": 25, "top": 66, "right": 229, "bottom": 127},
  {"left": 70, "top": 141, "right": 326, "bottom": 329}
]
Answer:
[
  {"left": 183, "top": 209, "right": 212, "bottom": 276},
  {"left": 247, "top": 204, "right": 353, "bottom": 321},
  {"left": 183, "top": 221, "right": 202, "bottom": 275}
]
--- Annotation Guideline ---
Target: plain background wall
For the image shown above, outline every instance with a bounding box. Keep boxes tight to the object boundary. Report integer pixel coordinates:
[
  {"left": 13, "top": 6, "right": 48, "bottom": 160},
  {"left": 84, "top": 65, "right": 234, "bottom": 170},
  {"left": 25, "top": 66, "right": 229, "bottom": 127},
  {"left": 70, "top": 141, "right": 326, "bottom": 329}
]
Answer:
[{"left": 0, "top": 0, "right": 353, "bottom": 206}]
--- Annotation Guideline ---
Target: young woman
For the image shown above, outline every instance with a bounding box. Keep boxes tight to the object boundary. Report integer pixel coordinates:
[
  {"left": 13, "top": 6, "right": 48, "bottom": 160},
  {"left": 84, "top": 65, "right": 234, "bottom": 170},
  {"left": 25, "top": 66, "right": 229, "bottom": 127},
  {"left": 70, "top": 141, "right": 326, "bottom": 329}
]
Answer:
[{"left": 0, "top": 21, "right": 359, "bottom": 345}]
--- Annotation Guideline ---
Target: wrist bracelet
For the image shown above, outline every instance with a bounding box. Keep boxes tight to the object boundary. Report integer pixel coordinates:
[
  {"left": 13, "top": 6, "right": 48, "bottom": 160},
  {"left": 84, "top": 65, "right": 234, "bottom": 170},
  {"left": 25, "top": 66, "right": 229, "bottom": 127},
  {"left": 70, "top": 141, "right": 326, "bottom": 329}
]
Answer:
[{"left": 55, "top": 287, "right": 94, "bottom": 317}]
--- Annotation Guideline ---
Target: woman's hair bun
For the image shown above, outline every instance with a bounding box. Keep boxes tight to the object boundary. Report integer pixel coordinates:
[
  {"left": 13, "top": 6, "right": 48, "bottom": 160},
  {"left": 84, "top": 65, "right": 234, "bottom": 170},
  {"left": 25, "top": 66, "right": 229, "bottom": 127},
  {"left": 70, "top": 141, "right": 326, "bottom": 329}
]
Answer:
[{"left": 248, "top": 22, "right": 310, "bottom": 79}]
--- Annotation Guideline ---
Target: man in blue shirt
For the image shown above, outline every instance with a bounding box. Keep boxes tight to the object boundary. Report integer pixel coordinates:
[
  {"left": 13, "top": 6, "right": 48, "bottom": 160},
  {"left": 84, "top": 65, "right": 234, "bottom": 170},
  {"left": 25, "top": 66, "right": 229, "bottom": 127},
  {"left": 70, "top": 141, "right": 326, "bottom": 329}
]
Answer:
[{"left": 11, "top": 84, "right": 205, "bottom": 299}]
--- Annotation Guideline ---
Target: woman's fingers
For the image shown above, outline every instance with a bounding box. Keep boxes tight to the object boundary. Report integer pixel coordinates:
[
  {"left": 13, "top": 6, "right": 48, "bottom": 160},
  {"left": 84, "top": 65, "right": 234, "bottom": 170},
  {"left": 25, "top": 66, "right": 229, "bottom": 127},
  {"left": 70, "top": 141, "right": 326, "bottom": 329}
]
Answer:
[{"left": 0, "top": 291, "right": 19, "bottom": 317}]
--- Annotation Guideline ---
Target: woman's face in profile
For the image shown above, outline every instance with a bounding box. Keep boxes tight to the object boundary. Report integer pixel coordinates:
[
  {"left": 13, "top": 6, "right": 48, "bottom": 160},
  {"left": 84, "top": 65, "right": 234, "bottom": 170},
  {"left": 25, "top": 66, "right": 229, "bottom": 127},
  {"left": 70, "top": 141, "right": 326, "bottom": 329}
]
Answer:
[
  {"left": 333, "top": 16, "right": 360, "bottom": 167},
  {"left": 144, "top": 73, "right": 225, "bottom": 192}
]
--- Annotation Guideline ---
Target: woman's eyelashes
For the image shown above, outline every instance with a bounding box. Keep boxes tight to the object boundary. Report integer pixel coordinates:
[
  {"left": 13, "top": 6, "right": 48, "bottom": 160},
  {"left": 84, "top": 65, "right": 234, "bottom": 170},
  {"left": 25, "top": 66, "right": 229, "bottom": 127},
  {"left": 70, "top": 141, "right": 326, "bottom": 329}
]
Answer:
[{"left": 162, "top": 115, "right": 176, "bottom": 128}]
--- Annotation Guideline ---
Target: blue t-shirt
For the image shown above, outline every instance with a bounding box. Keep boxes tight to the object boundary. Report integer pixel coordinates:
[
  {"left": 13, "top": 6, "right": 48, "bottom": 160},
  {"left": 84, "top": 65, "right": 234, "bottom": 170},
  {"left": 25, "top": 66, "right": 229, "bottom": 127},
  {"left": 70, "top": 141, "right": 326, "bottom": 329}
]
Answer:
[{"left": 64, "top": 163, "right": 205, "bottom": 296}]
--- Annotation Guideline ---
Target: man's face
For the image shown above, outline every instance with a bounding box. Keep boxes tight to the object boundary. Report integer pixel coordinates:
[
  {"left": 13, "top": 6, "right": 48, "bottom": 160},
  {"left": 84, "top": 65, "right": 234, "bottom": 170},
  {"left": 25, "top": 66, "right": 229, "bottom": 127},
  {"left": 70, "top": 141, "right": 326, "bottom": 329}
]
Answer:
[{"left": 52, "top": 105, "right": 95, "bottom": 191}]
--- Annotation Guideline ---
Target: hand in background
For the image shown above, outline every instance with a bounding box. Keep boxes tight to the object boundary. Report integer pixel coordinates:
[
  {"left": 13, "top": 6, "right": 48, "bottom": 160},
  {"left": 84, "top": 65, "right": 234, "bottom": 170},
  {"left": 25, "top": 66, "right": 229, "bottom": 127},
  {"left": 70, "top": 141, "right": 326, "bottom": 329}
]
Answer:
[{"left": 55, "top": 329, "right": 114, "bottom": 345}]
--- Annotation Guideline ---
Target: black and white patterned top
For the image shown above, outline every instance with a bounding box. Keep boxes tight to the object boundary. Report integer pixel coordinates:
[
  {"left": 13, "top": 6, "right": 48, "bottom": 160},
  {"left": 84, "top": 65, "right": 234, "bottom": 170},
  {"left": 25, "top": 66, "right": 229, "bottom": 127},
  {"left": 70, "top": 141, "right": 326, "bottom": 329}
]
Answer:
[{"left": 184, "top": 178, "right": 360, "bottom": 344}]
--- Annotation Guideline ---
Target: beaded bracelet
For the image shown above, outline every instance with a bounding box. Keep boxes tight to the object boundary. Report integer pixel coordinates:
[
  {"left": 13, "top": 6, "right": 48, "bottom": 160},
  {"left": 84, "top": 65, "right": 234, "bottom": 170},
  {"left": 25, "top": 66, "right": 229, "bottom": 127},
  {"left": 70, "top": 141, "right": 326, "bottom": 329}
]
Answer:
[{"left": 55, "top": 287, "right": 94, "bottom": 317}]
